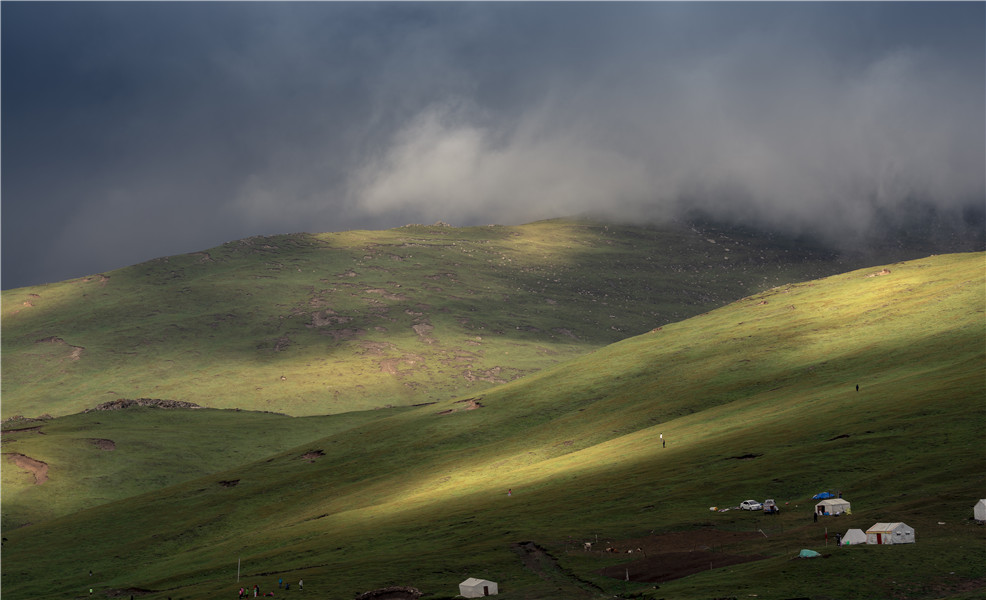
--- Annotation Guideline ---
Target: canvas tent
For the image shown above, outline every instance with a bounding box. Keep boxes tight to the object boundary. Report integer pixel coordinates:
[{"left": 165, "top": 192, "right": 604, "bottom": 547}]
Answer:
[
  {"left": 866, "top": 522, "right": 915, "bottom": 545},
  {"left": 974, "top": 499, "right": 986, "bottom": 522},
  {"left": 815, "top": 498, "right": 851, "bottom": 516},
  {"left": 842, "top": 529, "right": 867, "bottom": 545},
  {"left": 459, "top": 578, "right": 498, "bottom": 597}
]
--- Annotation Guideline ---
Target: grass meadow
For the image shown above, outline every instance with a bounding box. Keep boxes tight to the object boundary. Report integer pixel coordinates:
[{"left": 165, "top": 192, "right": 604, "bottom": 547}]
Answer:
[
  {"left": 2, "top": 219, "right": 890, "bottom": 419},
  {"left": 2, "top": 249, "right": 983, "bottom": 600}
]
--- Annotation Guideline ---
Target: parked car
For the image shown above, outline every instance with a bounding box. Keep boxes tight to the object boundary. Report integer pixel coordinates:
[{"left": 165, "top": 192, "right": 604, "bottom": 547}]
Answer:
[
  {"left": 763, "top": 499, "right": 779, "bottom": 514},
  {"left": 740, "top": 500, "right": 763, "bottom": 511}
]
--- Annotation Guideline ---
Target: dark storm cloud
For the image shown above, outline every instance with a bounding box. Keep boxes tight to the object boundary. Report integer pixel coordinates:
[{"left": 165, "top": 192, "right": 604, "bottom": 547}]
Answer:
[{"left": 3, "top": 2, "right": 983, "bottom": 289}]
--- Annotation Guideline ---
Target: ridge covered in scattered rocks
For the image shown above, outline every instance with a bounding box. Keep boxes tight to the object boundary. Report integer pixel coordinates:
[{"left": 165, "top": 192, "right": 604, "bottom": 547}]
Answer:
[{"left": 84, "top": 398, "right": 202, "bottom": 412}]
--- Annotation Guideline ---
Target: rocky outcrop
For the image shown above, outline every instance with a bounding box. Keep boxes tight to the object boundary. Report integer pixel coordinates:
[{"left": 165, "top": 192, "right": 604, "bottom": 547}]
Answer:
[
  {"left": 84, "top": 398, "right": 201, "bottom": 412},
  {"left": 355, "top": 586, "right": 421, "bottom": 600}
]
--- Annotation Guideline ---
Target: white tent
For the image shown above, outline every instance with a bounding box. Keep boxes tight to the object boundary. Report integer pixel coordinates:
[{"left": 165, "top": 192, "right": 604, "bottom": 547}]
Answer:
[
  {"left": 815, "top": 498, "right": 851, "bottom": 516},
  {"left": 459, "top": 578, "right": 498, "bottom": 598},
  {"left": 866, "top": 522, "right": 915, "bottom": 545},
  {"left": 974, "top": 499, "right": 986, "bottom": 522},
  {"left": 842, "top": 528, "right": 867, "bottom": 545}
]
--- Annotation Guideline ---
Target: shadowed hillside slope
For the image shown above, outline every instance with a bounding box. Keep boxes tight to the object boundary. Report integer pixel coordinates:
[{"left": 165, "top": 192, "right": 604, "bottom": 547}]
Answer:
[
  {"left": 3, "top": 252, "right": 983, "bottom": 600},
  {"left": 3, "top": 219, "right": 910, "bottom": 419}
]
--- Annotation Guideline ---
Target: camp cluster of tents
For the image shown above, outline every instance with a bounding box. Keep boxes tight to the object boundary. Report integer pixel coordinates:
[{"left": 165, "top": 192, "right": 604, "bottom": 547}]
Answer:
[
  {"left": 841, "top": 522, "right": 915, "bottom": 545},
  {"left": 822, "top": 498, "right": 986, "bottom": 545},
  {"left": 461, "top": 501, "right": 986, "bottom": 594},
  {"left": 799, "top": 522, "right": 915, "bottom": 558}
]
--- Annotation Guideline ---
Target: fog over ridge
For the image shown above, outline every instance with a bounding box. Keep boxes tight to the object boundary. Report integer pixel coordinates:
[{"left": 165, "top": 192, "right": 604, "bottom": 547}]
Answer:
[
  {"left": 353, "top": 37, "right": 983, "bottom": 239},
  {"left": 3, "top": 2, "right": 983, "bottom": 288}
]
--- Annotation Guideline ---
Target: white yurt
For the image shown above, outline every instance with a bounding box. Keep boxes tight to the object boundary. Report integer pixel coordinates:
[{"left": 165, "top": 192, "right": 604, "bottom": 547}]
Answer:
[
  {"left": 974, "top": 499, "right": 986, "bottom": 522},
  {"left": 815, "top": 498, "right": 851, "bottom": 516},
  {"left": 459, "top": 578, "right": 498, "bottom": 598},
  {"left": 842, "top": 528, "right": 867, "bottom": 545},
  {"left": 866, "top": 522, "right": 915, "bottom": 545}
]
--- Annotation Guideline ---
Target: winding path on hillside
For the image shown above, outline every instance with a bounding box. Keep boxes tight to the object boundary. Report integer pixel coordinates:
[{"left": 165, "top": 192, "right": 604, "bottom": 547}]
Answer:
[{"left": 513, "top": 541, "right": 604, "bottom": 595}]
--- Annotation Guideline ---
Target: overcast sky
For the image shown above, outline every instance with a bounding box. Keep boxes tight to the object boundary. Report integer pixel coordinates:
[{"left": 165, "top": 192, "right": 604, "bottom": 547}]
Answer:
[{"left": 3, "top": 2, "right": 983, "bottom": 289}]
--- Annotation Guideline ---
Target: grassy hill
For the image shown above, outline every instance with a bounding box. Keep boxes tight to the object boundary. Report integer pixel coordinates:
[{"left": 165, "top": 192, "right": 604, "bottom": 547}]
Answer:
[
  {"left": 2, "top": 218, "right": 915, "bottom": 419},
  {"left": 2, "top": 251, "right": 983, "bottom": 600}
]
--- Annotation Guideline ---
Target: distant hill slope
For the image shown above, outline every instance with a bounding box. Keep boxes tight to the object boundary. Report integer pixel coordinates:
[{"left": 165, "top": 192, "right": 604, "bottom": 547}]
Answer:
[
  {"left": 3, "top": 252, "right": 983, "bottom": 600},
  {"left": 0, "top": 218, "right": 962, "bottom": 418}
]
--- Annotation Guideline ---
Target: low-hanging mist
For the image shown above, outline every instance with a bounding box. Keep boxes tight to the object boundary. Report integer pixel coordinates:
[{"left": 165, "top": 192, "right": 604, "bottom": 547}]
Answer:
[{"left": 3, "top": 2, "right": 983, "bottom": 289}]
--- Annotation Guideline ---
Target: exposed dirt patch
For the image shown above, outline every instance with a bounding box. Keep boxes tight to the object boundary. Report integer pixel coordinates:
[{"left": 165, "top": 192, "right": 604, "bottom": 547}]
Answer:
[
  {"left": 88, "top": 438, "right": 116, "bottom": 450},
  {"left": 590, "top": 529, "right": 768, "bottom": 584},
  {"left": 5, "top": 453, "right": 49, "bottom": 484},
  {"left": 379, "top": 354, "right": 424, "bottom": 376},
  {"left": 437, "top": 397, "right": 485, "bottom": 416},
  {"left": 411, "top": 323, "right": 436, "bottom": 344},
  {"left": 360, "top": 341, "right": 394, "bottom": 355},
  {"left": 866, "top": 268, "right": 892, "bottom": 277},
  {"left": 0, "top": 425, "right": 45, "bottom": 436},
  {"left": 308, "top": 296, "right": 331, "bottom": 309},
  {"left": 439, "top": 350, "right": 483, "bottom": 366},
  {"left": 34, "top": 336, "right": 85, "bottom": 360},
  {"left": 454, "top": 398, "right": 484, "bottom": 410},
  {"left": 309, "top": 310, "right": 351, "bottom": 327},
  {"left": 74, "top": 274, "right": 110, "bottom": 286},
  {"left": 462, "top": 366, "right": 507, "bottom": 383},
  {"left": 301, "top": 450, "right": 325, "bottom": 462},
  {"left": 218, "top": 479, "right": 240, "bottom": 488}
]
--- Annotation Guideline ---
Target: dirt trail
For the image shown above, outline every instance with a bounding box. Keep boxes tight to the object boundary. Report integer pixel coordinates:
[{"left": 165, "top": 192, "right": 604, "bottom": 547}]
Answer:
[
  {"left": 5, "top": 453, "right": 49, "bottom": 484},
  {"left": 513, "top": 541, "right": 604, "bottom": 594}
]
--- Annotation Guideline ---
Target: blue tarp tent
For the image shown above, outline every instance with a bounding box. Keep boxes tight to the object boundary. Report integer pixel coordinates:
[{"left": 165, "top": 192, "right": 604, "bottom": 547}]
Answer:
[
  {"left": 812, "top": 491, "right": 835, "bottom": 500},
  {"left": 799, "top": 549, "right": 822, "bottom": 558}
]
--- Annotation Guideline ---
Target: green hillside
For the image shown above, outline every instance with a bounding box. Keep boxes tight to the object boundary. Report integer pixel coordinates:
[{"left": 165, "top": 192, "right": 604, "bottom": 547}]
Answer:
[
  {"left": 3, "top": 251, "right": 983, "bottom": 600},
  {"left": 2, "top": 219, "right": 894, "bottom": 419}
]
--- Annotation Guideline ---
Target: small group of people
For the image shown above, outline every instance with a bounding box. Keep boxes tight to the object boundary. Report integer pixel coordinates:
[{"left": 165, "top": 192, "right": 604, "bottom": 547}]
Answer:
[
  {"left": 240, "top": 579, "right": 304, "bottom": 598},
  {"left": 279, "top": 578, "right": 303, "bottom": 590}
]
